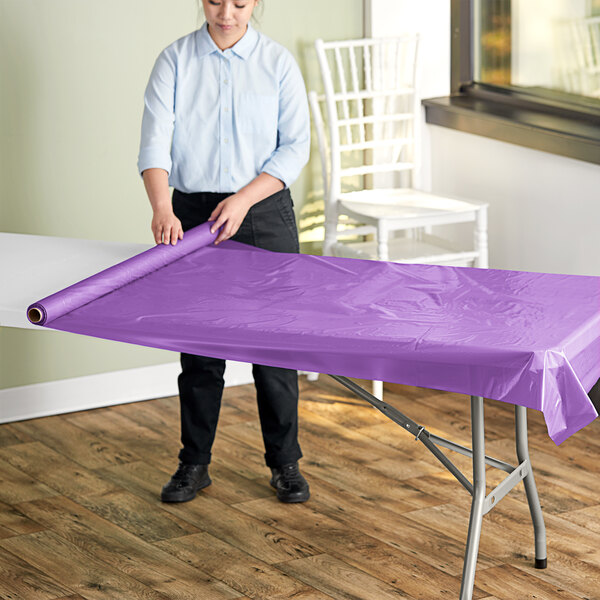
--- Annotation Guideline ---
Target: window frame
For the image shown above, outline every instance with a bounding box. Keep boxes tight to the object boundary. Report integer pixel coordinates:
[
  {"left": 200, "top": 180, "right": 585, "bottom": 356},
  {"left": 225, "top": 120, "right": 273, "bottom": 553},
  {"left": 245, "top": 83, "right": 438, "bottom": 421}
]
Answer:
[{"left": 422, "top": 0, "right": 600, "bottom": 165}]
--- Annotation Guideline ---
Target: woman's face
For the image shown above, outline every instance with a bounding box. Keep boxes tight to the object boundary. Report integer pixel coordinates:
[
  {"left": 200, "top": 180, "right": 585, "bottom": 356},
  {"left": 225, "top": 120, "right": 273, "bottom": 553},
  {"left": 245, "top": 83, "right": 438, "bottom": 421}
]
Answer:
[{"left": 202, "top": 0, "right": 259, "bottom": 49}]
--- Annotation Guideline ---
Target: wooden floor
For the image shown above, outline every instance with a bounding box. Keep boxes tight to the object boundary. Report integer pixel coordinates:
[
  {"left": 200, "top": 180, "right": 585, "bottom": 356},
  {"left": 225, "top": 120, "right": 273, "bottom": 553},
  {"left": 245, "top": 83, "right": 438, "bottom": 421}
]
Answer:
[{"left": 0, "top": 376, "right": 599, "bottom": 600}]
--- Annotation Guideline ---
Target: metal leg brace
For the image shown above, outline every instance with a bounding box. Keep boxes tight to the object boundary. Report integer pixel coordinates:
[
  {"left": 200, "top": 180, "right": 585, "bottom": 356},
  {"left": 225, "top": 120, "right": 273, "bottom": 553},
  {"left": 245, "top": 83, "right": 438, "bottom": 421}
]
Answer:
[{"left": 328, "top": 376, "right": 547, "bottom": 600}]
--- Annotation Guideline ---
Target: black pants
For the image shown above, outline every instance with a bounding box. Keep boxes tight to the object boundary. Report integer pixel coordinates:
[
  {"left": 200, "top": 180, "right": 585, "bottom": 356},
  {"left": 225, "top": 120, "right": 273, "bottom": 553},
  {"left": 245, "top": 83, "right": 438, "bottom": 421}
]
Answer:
[{"left": 172, "top": 187, "right": 302, "bottom": 468}]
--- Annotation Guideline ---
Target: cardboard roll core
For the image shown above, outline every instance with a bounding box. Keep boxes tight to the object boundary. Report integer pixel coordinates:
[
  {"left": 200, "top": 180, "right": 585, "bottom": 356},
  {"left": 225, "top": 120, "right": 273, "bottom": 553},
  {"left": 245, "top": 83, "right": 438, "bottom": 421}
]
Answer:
[{"left": 28, "top": 307, "right": 43, "bottom": 323}]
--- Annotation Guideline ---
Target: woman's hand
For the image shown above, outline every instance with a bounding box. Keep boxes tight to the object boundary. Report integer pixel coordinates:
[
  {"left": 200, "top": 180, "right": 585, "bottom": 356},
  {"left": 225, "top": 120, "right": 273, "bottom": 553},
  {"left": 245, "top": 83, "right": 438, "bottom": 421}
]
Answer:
[
  {"left": 208, "top": 193, "right": 252, "bottom": 245},
  {"left": 143, "top": 169, "right": 182, "bottom": 245},
  {"left": 152, "top": 208, "right": 184, "bottom": 245}
]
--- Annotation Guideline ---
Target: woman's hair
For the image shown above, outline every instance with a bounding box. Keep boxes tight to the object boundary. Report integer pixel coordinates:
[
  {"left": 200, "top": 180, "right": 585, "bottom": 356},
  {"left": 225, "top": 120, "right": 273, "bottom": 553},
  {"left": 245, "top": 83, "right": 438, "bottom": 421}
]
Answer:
[{"left": 196, "top": 1, "right": 264, "bottom": 28}]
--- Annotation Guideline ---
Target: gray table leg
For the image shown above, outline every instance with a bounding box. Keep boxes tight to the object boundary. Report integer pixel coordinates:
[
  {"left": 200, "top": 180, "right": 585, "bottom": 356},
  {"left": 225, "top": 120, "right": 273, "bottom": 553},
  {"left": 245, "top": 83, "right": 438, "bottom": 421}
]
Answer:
[
  {"left": 460, "top": 396, "right": 486, "bottom": 600},
  {"left": 515, "top": 405, "right": 547, "bottom": 569},
  {"left": 327, "top": 376, "right": 547, "bottom": 596}
]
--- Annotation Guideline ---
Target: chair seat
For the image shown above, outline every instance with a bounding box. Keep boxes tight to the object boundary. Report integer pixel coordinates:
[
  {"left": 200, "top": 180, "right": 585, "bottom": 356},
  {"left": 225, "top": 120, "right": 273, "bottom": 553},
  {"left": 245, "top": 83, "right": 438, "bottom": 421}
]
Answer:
[
  {"left": 331, "top": 233, "right": 480, "bottom": 266},
  {"left": 338, "top": 188, "right": 487, "bottom": 225}
]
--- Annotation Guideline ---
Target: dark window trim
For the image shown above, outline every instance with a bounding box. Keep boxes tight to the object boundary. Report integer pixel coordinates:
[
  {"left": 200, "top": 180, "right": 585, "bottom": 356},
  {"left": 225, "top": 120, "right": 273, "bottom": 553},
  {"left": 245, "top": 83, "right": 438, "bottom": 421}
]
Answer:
[
  {"left": 423, "top": 0, "right": 600, "bottom": 165},
  {"left": 450, "top": 0, "right": 473, "bottom": 95}
]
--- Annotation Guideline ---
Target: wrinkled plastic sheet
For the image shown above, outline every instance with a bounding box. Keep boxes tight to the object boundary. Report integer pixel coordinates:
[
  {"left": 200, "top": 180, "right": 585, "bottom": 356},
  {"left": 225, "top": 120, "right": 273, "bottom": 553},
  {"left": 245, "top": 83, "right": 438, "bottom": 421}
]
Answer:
[{"left": 28, "top": 222, "right": 600, "bottom": 445}]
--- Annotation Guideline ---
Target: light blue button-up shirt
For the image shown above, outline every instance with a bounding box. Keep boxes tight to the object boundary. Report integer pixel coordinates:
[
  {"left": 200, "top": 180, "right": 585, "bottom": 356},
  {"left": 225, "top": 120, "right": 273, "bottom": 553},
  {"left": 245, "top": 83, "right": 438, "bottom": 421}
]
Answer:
[{"left": 138, "top": 23, "right": 310, "bottom": 193}]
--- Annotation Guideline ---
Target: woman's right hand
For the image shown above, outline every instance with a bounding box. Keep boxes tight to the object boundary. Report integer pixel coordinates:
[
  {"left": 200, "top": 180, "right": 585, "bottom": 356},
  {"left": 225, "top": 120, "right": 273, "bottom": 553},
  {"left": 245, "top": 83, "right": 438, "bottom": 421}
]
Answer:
[{"left": 152, "top": 208, "right": 184, "bottom": 245}]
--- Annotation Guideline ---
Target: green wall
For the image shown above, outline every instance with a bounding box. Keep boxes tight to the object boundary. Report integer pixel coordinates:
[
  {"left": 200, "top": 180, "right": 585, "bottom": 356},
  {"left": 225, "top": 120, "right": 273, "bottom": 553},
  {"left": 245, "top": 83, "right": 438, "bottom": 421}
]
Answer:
[{"left": 0, "top": 0, "right": 363, "bottom": 389}]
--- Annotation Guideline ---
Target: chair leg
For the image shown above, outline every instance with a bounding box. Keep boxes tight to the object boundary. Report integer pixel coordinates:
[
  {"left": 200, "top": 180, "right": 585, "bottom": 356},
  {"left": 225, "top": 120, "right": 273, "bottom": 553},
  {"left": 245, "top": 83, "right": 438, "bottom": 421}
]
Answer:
[
  {"left": 460, "top": 396, "right": 486, "bottom": 600},
  {"left": 323, "top": 197, "right": 339, "bottom": 257},
  {"left": 474, "top": 206, "right": 488, "bottom": 268},
  {"left": 377, "top": 221, "right": 389, "bottom": 261},
  {"left": 371, "top": 380, "right": 383, "bottom": 400},
  {"left": 515, "top": 405, "right": 547, "bottom": 569}
]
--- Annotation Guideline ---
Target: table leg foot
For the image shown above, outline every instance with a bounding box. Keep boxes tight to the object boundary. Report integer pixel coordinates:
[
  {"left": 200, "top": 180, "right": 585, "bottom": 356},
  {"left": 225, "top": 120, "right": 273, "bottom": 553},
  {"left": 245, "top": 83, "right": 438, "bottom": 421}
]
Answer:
[{"left": 516, "top": 406, "right": 547, "bottom": 569}]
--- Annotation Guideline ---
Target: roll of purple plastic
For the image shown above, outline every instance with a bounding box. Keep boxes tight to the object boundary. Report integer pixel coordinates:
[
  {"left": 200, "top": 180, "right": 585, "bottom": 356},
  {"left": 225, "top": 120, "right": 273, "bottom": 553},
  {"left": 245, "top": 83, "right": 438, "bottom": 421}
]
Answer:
[{"left": 27, "top": 221, "right": 600, "bottom": 445}]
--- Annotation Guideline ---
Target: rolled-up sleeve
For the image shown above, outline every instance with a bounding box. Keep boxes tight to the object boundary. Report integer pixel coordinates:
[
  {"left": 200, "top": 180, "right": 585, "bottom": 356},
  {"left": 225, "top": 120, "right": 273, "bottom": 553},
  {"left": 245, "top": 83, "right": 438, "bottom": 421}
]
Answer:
[
  {"left": 261, "top": 53, "right": 310, "bottom": 188},
  {"left": 137, "top": 49, "right": 176, "bottom": 176}
]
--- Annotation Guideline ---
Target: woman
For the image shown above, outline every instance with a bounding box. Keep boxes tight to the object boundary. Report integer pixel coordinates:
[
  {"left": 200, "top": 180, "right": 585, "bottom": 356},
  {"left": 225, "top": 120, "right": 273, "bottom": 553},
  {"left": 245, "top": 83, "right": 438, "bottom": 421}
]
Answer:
[{"left": 138, "top": 0, "right": 310, "bottom": 503}]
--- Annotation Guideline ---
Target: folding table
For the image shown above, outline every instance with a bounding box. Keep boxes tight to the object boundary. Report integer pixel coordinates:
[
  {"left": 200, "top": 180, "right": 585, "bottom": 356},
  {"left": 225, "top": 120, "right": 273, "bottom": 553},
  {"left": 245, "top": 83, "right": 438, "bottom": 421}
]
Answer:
[{"left": 20, "top": 222, "right": 600, "bottom": 599}]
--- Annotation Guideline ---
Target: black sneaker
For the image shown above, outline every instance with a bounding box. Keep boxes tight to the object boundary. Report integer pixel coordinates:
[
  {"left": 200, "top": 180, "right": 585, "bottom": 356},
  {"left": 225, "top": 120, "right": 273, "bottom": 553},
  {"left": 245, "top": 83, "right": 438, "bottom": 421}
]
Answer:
[
  {"left": 270, "top": 462, "right": 310, "bottom": 503},
  {"left": 160, "top": 462, "right": 211, "bottom": 503}
]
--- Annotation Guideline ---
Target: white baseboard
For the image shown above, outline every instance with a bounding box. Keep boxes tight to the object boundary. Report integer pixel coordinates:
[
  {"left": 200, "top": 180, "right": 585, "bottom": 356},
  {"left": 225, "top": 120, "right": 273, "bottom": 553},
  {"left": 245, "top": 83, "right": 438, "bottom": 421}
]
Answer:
[{"left": 0, "top": 360, "right": 255, "bottom": 424}]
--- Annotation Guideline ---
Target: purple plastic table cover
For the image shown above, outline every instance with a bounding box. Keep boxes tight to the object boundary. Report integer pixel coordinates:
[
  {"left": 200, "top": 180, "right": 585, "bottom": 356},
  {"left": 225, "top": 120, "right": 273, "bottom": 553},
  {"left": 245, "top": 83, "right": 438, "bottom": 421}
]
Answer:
[{"left": 27, "top": 222, "right": 600, "bottom": 445}]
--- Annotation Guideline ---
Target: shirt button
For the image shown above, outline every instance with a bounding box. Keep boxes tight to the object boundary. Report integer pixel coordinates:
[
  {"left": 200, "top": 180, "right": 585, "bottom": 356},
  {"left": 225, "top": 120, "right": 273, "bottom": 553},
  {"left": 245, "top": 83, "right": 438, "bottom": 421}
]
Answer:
[
  {"left": 224, "top": 167, "right": 229, "bottom": 173},
  {"left": 224, "top": 79, "right": 229, "bottom": 84},
  {"left": 224, "top": 107, "right": 229, "bottom": 112},
  {"left": 224, "top": 138, "right": 229, "bottom": 144}
]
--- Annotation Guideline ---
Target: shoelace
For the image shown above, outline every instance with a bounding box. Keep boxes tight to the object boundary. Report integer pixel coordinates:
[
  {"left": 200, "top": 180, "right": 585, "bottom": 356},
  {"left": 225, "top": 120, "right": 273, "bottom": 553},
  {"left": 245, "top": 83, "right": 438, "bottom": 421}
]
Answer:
[
  {"left": 172, "top": 462, "right": 198, "bottom": 483},
  {"left": 278, "top": 463, "right": 304, "bottom": 485}
]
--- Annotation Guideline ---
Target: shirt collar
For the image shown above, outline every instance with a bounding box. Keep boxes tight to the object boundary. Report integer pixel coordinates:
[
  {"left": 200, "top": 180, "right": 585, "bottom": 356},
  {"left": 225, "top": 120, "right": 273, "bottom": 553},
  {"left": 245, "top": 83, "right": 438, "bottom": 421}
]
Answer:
[{"left": 196, "top": 22, "right": 258, "bottom": 60}]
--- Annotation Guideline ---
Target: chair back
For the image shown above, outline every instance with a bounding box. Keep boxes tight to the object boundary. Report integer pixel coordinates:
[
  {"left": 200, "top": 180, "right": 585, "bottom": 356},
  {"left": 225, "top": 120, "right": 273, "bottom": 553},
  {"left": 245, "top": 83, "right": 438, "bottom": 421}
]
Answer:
[
  {"left": 570, "top": 17, "right": 600, "bottom": 97},
  {"left": 555, "top": 17, "right": 600, "bottom": 96},
  {"left": 314, "top": 36, "right": 421, "bottom": 204},
  {"left": 308, "top": 90, "right": 331, "bottom": 203}
]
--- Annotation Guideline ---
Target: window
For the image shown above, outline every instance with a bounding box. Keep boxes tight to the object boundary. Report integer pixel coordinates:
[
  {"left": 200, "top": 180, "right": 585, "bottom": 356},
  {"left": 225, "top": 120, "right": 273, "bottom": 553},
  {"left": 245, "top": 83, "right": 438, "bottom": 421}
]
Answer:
[
  {"left": 422, "top": 0, "right": 600, "bottom": 165},
  {"left": 477, "top": 0, "right": 600, "bottom": 98}
]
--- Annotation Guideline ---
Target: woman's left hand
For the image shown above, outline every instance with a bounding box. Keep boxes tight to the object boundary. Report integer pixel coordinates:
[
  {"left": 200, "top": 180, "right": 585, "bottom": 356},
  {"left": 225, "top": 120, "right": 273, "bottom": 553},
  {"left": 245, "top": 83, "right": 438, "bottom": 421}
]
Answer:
[{"left": 207, "top": 193, "right": 253, "bottom": 245}]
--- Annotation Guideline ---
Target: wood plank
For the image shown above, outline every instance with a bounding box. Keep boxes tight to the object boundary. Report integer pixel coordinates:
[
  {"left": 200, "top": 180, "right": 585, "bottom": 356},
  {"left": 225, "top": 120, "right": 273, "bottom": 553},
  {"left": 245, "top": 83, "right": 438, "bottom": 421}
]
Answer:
[
  {"left": 402, "top": 502, "right": 533, "bottom": 563},
  {"left": 0, "top": 452, "right": 58, "bottom": 504},
  {"left": 487, "top": 497, "right": 600, "bottom": 564},
  {"left": 0, "top": 499, "right": 46, "bottom": 538},
  {"left": 400, "top": 470, "right": 488, "bottom": 507},
  {"left": 109, "top": 396, "right": 182, "bottom": 434},
  {"left": 199, "top": 461, "right": 275, "bottom": 505},
  {"left": 156, "top": 531, "right": 330, "bottom": 599},
  {"left": 356, "top": 420, "right": 459, "bottom": 464},
  {"left": 475, "top": 564, "right": 583, "bottom": 600},
  {"left": 78, "top": 489, "right": 202, "bottom": 543},
  {"left": 0, "top": 442, "right": 120, "bottom": 500},
  {"left": 0, "top": 530, "right": 175, "bottom": 600},
  {"left": 276, "top": 553, "right": 418, "bottom": 600},
  {"left": 0, "top": 545, "right": 73, "bottom": 599},
  {"left": 9, "top": 498, "right": 243, "bottom": 599},
  {"left": 66, "top": 410, "right": 176, "bottom": 463},
  {"left": 300, "top": 451, "right": 441, "bottom": 513},
  {"left": 95, "top": 460, "right": 175, "bottom": 505},
  {"left": 0, "top": 423, "right": 36, "bottom": 447},
  {"left": 234, "top": 495, "right": 489, "bottom": 599},
  {"left": 308, "top": 461, "right": 443, "bottom": 515},
  {"left": 12, "top": 414, "right": 140, "bottom": 469},
  {"left": 560, "top": 504, "right": 600, "bottom": 535},
  {"left": 163, "top": 493, "right": 323, "bottom": 565},
  {"left": 299, "top": 388, "right": 389, "bottom": 430},
  {"left": 0, "top": 525, "right": 13, "bottom": 538},
  {"left": 509, "top": 547, "right": 600, "bottom": 600},
  {"left": 404, "top": 493, "right": 600, "bottom": 576}
]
